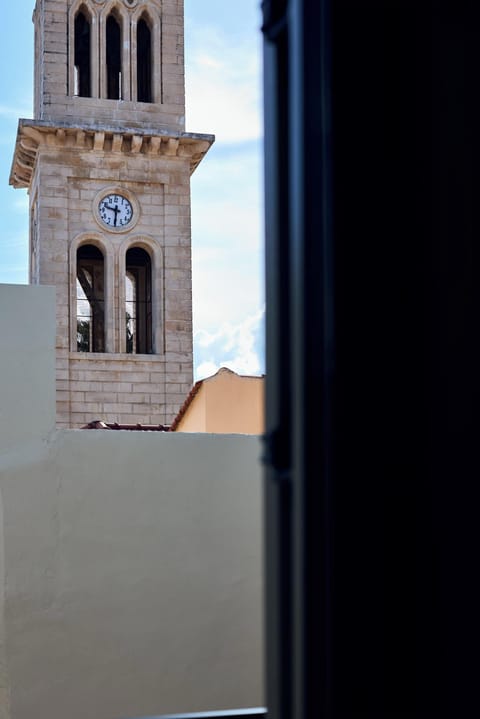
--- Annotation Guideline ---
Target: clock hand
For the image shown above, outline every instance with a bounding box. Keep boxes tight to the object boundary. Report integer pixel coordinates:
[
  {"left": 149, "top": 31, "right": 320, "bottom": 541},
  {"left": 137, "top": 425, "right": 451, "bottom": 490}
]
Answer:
[
  {"left": 112, "top": 204, "right": 120, "bottom": 227},
  {"left": 101, "top": 203, "right": 121, "bottom": 225}
]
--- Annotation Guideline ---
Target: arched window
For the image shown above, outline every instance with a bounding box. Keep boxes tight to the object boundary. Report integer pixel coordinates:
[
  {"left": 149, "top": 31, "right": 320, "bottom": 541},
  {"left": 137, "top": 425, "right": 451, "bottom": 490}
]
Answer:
[
  {"left": 74, "top": 9, "right": 91, "bottom": 97},
  {"left": 125, "top": 247, "right": 152, "bottom": 354},
  {"left": 106, "top": 14, "right": 122, "bottom": 99},
  {"left": 137, "top": 16, "right": 152, "bottom": 103},
  {"left": 77, "top": 245, "right": 105, "bottom": 352}
]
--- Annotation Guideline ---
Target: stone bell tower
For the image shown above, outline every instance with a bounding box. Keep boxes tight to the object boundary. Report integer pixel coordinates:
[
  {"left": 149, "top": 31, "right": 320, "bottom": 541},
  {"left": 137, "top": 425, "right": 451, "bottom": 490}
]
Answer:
[{"left": 10, "top": 0, "right": 213, "bottom": 428}]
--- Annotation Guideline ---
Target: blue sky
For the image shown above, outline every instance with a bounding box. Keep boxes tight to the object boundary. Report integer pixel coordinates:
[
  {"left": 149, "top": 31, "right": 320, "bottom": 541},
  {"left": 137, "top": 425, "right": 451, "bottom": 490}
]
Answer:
[{"left": 0, "top": 1, "right": 264, "bottom": 380}]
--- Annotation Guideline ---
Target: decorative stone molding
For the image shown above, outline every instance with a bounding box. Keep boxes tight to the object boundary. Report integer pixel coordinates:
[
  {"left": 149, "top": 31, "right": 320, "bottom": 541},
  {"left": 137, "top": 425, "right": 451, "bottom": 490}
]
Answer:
[
  {"left": 77, "top": 1, "right": 163, "bottom": 20},
  {"left": 91, "top": 0, "right": 162, "bottom": 8},
  {"left": 10, "top": 119, "right": 215, "bottom": 189}
]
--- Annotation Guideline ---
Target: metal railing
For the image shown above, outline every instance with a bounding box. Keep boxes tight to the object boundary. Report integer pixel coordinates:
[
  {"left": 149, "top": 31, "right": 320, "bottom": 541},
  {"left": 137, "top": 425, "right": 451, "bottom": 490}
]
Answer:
[{"left": 131, "top": 709, "right": 267, "bottom": 719}]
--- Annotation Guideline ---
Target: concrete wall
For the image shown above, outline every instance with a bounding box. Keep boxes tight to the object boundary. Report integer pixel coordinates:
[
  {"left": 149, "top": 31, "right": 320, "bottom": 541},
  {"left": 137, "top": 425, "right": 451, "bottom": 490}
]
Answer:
[
  {"left": 0, "top": 285, "right": 264, "bottom": 719},
  {"left": 0, "top": 285, "right": 56, "bottom": 452}
]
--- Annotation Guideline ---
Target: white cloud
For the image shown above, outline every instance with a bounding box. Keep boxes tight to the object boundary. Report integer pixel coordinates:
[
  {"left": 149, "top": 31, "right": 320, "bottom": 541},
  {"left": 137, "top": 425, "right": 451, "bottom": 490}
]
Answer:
[
  {"left": 192, "top": 244, "right": 263, "bottom": 334},
  {"left": 195, "top": 361, "right": 220, "bottom": 379},
  {"left": 194, "top": 307, "right": 265, "bottom": 380},
  {"left": 185, "top": 24, "right": 262, "bottom": 143},
  {"left": 190, "top": 141, "right": 264, "bottom": 332}
]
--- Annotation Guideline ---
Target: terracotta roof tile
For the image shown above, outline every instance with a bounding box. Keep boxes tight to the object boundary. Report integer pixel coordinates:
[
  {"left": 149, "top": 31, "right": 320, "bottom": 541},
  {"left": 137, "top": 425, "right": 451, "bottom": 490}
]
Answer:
[
  {"left": 169, "top": 379, "right": 204, "bottom": 432},
  {"left": 81, "top": 421, "right": 170, "bottom": 432}
]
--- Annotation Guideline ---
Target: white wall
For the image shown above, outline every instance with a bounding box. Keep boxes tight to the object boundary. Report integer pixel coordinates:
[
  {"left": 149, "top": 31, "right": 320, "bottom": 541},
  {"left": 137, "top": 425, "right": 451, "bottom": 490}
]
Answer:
[
  {"left": 0, "top": 285, "right": 264, "bottom": 719},
  {"left": 0, "top": 285, "right": 55, "bottom": 452}
]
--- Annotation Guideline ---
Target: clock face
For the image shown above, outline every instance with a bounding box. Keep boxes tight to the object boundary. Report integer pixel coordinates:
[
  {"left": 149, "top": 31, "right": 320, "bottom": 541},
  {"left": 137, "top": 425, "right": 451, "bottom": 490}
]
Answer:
[{"left": 98, "top": 194, "right": 133, "bottom": 229}]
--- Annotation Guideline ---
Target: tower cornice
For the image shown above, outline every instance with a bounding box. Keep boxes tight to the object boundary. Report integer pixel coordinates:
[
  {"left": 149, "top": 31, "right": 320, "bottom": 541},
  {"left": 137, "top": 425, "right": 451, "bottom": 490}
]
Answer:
[{"left": 10, "top": 119, "right": 214, "bottom": 189}]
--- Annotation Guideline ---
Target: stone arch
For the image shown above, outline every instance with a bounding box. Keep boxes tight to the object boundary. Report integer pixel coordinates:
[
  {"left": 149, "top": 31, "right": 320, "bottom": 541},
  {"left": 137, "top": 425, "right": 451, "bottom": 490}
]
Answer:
[
  {"left": 118, "top": 235, "right": 164, "bottom": 354},
  {"left": 100, "top": 2, "right": 131, "bottom": 100},
  {"left": 136, "top": 13, "right": 153, "bottom": 102},
  {"left": 70, "top": 233, "right": 115, "bottom": 353},
  {"left": 131, "top": 3, "right": 162, "bottom": 103},
  {"left": 68, "top": 1, "right": 100, "bottom": 99}
]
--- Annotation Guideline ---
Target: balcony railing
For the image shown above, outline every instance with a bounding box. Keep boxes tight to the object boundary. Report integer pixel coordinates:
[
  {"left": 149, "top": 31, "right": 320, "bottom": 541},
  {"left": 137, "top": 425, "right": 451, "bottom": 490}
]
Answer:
[{"left": 132, "top": 709, "right": 267, "bottom": 719}]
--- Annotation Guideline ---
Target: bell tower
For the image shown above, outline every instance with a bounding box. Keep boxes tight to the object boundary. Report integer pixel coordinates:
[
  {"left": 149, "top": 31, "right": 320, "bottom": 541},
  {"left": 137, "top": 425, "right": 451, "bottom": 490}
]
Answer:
[{"left": 10, "top": 0, "right": 213, "bottom": 428}]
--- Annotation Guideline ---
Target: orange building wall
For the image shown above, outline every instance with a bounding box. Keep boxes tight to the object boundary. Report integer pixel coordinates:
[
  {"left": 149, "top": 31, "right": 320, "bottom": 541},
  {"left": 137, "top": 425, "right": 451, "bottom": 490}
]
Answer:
[{"left": 175, "top": 368, "right": 264, "bottom": 435}]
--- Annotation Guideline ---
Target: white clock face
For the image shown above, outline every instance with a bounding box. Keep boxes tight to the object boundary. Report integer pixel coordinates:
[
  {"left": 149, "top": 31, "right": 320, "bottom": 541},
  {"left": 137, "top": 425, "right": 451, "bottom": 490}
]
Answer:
[{"left": 98, "top": 194, "right": 133, "bottom": 229}]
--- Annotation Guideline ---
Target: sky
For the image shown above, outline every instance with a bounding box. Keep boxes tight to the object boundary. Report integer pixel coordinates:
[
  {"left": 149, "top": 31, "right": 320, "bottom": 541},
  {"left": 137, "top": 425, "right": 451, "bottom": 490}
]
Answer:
[{"left": 0, "top": 1, "right": 265, "bottom": 380}]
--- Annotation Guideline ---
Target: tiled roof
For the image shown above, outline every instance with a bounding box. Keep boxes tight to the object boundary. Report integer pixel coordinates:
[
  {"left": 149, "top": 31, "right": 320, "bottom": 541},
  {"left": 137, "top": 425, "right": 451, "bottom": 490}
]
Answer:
[
  {"left": 169, "top": 380, "right": 204, "bottom": 432},
  {"left": 82, "top": 421, "right": 170, "bottom": 432}
]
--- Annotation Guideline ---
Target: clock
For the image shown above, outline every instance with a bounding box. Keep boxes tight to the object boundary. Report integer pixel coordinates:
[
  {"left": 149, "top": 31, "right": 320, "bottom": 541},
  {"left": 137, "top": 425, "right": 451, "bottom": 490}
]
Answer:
[{"left": 98, "top": 193, "right": 133, "bottom": 229}]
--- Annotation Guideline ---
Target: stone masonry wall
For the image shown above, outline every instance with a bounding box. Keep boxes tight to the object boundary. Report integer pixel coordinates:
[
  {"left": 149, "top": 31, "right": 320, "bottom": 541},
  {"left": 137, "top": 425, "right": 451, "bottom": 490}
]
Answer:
[
  {"left": 24, "top": 0, "right": 206, "bottom": 428},
  {"left": 31, "top": 142, "right": 193, "bottom": 428},
  {"left": 33, "top": 0, "right": 185, "bottom": 131},
  {"left": 60, "top": 355, "right": 192, "bottom": 427}
]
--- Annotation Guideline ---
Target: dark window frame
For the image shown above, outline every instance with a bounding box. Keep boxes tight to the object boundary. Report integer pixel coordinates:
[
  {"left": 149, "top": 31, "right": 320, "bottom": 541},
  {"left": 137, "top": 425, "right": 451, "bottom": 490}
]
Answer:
[
  {"left": 125, "top": 247, "right": 153, "bottom": 355},
  {"left": 76, "top": 244, "right": 106, "bottom": 353},
  {"left": 106, "top": 12, "right": 122, "bottom": 100},
  {"left": 74, "top": 8, "right": 91, "bottom": 97},
  {"left": 137, "top": 15, "right": 153, "bottom": 103}
]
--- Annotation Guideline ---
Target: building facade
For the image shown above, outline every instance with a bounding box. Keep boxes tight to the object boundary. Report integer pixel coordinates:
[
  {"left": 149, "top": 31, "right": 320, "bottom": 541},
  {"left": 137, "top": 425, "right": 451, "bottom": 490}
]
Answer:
[
  {"left": 10, "top": 0, "right": 213, "bottom": 428},
  {"left": 172, "top": 368, "right": 265, "bottom": 434}
]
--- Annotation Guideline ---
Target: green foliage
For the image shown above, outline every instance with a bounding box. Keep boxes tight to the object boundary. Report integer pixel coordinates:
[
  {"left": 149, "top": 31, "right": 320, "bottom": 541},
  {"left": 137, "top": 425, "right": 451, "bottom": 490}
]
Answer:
[{"left": 77, "top": 319, "right": 90, "bottom": 352}]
